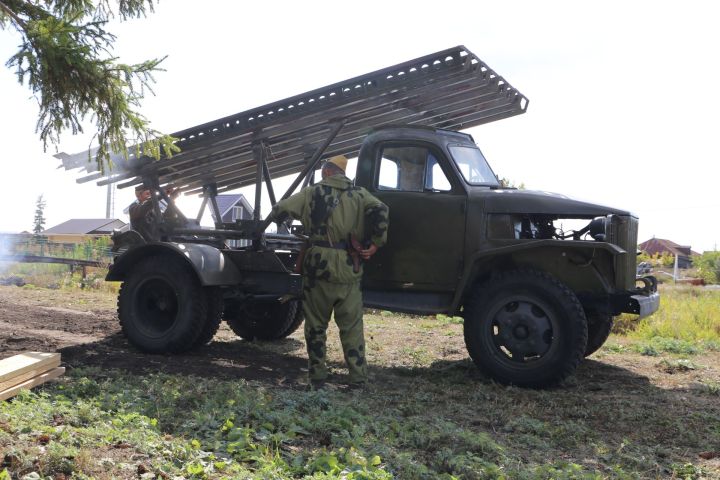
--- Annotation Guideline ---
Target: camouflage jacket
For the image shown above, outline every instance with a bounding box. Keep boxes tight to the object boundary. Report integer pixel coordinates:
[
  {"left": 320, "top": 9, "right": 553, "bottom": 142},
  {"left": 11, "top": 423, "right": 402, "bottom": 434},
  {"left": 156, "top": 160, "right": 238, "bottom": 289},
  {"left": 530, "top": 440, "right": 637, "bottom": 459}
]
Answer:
[{"left": 271, "top": 174, "right": 389, "bottom": 284}]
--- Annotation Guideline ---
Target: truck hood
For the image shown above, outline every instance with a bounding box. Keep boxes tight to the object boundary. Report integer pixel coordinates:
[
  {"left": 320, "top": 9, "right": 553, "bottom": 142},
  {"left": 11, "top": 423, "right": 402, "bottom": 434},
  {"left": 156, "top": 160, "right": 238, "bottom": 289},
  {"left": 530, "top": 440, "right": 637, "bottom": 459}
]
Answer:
[{"left": 479, "top": 189, "right": 632, "bottom": 217}]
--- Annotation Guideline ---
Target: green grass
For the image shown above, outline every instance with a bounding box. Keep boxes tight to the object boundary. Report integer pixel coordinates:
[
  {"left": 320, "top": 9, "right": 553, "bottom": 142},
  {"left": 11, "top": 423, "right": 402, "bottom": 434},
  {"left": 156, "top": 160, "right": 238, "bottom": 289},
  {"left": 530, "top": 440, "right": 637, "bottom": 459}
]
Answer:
[
  {"left": 3, "top": 360, "right": 718, "bottom": 479},
  {"left": 0, "top": 262, "right": 116, "bottom": 292},
  {"left": 610, "top": 286, "right": 720, "bottom": 355},
  {"left": 631, "top": 287, "right": 720, "bottom": 342}
]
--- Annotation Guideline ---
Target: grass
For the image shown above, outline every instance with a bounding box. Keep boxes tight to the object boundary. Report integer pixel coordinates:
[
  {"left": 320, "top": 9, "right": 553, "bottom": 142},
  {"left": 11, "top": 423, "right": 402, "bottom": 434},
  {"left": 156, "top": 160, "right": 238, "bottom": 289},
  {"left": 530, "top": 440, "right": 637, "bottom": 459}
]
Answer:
[
  {"left": 0, "top": 262, "right": 117, "bottom": 293},
  {"left": 0, "top": 370, "right": 651, "bottom": 479},
  {"left": 1, "top": 285, "right": 720, "bottom": 478},
  {"left": 3, "top": 361, "right": 718, "bottom": 479},
  {"left": 612, "top": 285, "right": 720, "bottom": 356}
]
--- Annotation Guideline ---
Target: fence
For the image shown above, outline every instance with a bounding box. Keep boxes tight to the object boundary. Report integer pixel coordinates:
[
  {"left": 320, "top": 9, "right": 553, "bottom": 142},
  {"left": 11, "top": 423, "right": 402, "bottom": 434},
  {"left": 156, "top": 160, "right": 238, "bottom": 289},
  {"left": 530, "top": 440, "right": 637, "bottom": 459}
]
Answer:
[{"left": 0, "top": 234, "right": 114, "bottom": 263}]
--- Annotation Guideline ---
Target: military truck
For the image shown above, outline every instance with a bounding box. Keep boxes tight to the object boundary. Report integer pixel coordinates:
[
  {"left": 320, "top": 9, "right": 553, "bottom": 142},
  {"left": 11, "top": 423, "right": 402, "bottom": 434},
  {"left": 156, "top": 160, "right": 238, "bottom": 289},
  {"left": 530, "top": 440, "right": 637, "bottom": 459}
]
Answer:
[{"left": 59, "top": 46, "right": 659, "bottom": 387}]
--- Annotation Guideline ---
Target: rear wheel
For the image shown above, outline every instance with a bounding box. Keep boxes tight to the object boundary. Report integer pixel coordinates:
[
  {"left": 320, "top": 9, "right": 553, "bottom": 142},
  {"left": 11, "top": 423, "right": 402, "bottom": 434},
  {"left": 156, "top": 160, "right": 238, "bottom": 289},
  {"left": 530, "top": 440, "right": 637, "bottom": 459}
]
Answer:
[
  {"left": 193, "top": 287, "right": 223, "bottom": 347},
  {"left": 464, "top": 269, "right": 588, "bottom": 388},
  {"left": 225, "top": 299, "right": 303, "bottom": 341},
  {"left": 118, "top": 256, "right": 206, "bottom": 353},
  {"left": 584, "top": 313, "right": 614, "bottom": 357}
]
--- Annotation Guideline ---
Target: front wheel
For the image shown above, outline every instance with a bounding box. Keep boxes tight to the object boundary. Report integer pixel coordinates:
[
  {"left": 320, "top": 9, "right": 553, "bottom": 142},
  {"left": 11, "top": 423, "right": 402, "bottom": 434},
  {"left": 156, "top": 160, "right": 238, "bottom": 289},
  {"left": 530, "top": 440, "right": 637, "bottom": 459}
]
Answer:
[
  {"left": 464, "top": 269, "right": 588, "bottom": 388},
  {"left": 584, "top": 313, "right": 614, "bottom": 357},
  {"left": 118, "top": 256, "right": 207, "bottom": 353}
]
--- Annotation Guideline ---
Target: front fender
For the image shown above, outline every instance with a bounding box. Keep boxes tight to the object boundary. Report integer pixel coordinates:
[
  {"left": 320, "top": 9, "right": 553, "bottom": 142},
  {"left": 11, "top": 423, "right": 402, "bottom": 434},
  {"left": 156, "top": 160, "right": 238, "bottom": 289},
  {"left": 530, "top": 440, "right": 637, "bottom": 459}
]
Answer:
[
  {"left": 107, "top": 242, "right": 241, "bottom": 286},
  {"left": 452, "top": 240, "right": 625, "bottom": 312}
]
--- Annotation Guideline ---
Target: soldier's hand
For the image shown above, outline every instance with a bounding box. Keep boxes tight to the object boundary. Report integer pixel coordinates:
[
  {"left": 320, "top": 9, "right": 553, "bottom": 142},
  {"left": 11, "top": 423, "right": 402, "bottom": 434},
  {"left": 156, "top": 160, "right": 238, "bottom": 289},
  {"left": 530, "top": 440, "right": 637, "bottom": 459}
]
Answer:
[{"left": 359, "top": 243, "right": 378, "bottom": 260}]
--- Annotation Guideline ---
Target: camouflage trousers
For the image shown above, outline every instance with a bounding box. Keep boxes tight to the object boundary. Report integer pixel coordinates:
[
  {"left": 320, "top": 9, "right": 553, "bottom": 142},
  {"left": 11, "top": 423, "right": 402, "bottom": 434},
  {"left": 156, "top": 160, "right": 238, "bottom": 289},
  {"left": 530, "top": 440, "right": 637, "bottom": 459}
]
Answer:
[{"left": 303, "top": 279, "right": 368, "bottom": 383}]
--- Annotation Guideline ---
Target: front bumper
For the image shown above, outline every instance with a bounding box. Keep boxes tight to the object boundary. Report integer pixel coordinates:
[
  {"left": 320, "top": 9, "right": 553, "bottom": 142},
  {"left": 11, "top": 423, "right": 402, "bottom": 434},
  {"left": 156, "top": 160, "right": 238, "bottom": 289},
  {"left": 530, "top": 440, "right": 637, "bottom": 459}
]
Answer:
[
  {"left": 612, "top": 275, "right": 660, "bottom": 320},
  {"left": 626, "top": 292, "right": 661, "bottom": 319}
]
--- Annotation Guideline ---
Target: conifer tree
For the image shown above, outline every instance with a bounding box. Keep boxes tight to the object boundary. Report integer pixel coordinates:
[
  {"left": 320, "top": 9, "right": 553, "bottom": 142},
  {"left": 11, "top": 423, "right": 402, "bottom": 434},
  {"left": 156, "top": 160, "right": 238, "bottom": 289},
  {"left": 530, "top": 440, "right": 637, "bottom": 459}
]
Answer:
[
  {"left": 0, "top": 0, "right": 177, "bottom": 171},
  {"left": 33, "top": 194, "right": 46, "bottom": 235}
]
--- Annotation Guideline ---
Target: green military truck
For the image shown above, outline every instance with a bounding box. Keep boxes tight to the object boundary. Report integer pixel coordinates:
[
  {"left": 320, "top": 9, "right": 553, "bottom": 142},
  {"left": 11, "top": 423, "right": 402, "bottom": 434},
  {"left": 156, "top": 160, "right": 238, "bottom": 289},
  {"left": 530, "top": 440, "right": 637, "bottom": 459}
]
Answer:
[{"left": 60, "top": 46, "right": 659, "bottom": 387}]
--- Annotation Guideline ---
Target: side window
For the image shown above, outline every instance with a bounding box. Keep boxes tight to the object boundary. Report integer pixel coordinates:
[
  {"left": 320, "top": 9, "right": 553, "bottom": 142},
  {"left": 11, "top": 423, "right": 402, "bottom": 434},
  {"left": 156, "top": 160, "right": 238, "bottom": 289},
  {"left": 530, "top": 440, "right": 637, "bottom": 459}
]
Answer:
[
  {"left": 377, "top": 146, "right": 451, "bottom": 192},
  {"left": 425, "top": 153, "right": 451, "bottom": 192},
  {"left": 378, "top": 157, "right": 399, "bottom": 189}
]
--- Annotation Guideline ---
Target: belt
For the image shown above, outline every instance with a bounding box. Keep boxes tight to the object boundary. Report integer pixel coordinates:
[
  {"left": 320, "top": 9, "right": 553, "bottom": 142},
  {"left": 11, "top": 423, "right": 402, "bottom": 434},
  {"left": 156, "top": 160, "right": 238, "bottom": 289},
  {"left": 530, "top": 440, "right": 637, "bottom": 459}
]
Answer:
[{"left": 311, "top": 240, "right": 348, "bottom": 250}]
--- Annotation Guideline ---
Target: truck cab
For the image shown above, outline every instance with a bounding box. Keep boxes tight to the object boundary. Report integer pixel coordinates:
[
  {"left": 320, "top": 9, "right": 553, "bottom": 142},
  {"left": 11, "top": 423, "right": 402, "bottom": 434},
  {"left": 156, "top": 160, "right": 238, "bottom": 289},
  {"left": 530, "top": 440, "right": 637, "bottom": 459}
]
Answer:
[{"left": 354, "top": 125, "right": 658, "bottom": 386}]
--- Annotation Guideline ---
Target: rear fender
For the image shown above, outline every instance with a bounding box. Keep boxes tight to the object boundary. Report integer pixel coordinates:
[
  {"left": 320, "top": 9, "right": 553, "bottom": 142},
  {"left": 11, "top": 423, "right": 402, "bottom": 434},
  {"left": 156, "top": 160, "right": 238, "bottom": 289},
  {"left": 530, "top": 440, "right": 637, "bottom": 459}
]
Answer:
[{"left": 107, "top": 242, "right": 241, "bottom": 286}]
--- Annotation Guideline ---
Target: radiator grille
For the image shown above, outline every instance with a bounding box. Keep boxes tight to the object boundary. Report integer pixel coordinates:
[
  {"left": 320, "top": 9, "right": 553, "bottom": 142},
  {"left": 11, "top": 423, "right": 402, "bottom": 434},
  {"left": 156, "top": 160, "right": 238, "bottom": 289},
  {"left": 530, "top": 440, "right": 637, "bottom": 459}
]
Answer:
[{"left": 609, "top": 215, "right": 638, "bottom": 291}]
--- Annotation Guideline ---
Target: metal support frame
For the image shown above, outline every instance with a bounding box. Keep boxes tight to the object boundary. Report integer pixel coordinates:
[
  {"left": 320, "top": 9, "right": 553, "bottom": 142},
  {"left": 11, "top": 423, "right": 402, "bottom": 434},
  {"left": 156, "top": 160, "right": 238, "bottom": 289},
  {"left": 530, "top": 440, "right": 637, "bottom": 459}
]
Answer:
[
  {"left": 261, "top": 143, "right": 277, "bottom": 206},
  {"left": 252, "top": 142, "right": 264, "bottom": 221},
  {"left": 196, "top": 196, "right": 209, "bottom": 224},
  {"left": 259, "top": 120, "right": 346, "bottom": 232},
  {"left": 204, "top": 184, "right": 222, "bottom": 226},
  {"left": 302, "top": 155, "right": 316, "bottom": 188}
]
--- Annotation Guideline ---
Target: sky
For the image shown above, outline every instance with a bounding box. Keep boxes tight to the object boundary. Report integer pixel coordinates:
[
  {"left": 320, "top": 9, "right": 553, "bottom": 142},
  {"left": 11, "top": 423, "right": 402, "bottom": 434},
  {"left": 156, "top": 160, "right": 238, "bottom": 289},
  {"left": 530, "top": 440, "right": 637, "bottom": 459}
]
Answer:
[{"left": 0, "top": 0, "right": 718, "bottom": 252}]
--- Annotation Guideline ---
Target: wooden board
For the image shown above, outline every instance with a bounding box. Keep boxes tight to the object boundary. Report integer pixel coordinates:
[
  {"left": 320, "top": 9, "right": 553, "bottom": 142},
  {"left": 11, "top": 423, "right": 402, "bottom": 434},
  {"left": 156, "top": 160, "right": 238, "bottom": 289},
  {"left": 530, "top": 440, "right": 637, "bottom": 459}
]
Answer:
[
  {"left": 0, "top": 367, "right": 65, "bottom": 401},
  {"left": 0, "top": 352, "right": 61, "bottom": 391}
]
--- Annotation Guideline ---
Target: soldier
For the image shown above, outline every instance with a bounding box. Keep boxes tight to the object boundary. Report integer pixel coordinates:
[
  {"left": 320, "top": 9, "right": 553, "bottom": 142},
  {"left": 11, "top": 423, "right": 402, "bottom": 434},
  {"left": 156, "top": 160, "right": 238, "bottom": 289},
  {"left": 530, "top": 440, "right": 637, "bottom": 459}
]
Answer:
[
  {"left": 270, "top": 155, "right": 389, "bottom": 388},
  {"left": 128, "top": 185, "right": 154, "bottom": 240}
]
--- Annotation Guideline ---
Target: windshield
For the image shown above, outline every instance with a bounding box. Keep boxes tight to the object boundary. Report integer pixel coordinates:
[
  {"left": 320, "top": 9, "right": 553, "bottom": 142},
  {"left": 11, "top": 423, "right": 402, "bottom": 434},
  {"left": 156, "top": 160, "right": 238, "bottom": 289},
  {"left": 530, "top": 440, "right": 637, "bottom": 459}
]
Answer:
[{"left": 449, "top": 145, "right": 498, "bottom": 186}]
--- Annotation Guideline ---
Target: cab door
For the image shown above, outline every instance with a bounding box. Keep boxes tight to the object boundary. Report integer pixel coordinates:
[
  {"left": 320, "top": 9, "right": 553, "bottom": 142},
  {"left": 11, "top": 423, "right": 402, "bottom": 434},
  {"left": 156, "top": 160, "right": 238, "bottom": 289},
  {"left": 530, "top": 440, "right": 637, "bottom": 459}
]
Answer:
[{"left": 362, "top": 143, "right": 466, "bottom": 292}]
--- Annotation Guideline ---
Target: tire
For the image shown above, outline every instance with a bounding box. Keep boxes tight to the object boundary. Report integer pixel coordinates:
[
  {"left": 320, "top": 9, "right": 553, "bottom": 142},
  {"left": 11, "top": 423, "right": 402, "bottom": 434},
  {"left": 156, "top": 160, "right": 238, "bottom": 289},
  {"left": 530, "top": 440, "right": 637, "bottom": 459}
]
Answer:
[
  {"left": 463, "top": 269, "right": 588, "bottom": 388},
  {"left": 277, "top": 301, "right": 304, "bottom": 338},
  {"left": 193, "top": 287, "right": 224, "bottom": 347},
  {"left": 117, "top": 256, "right": 206, "bottom": 353},
  {"left": 584, "top": 313, "right": 614, "bottom": 357},
  {"left": 225, "top": 299, "right": 303, "bottom": 341}
]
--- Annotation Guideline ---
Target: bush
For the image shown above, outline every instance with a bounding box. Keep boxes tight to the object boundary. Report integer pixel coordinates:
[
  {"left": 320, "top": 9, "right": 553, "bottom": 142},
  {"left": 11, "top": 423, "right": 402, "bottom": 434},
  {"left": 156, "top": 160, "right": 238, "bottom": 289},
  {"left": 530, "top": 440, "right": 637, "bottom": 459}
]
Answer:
[{"left": 692, "top": 251, "right": 720, "bottom": 284}]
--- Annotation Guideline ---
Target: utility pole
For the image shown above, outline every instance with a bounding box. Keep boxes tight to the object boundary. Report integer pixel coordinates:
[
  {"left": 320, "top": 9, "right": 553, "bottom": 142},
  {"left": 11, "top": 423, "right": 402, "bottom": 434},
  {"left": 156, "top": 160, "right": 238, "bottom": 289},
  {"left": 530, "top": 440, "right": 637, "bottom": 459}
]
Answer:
[{"left": 105, "top": 183, "right": 115, "bottom": 219}]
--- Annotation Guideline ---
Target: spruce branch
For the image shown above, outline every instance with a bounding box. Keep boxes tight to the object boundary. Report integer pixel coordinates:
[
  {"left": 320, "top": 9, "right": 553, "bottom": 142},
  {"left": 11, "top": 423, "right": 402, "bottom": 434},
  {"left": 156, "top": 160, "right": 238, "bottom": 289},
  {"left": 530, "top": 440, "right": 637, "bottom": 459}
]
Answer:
[{"left": 1, "top": 0, "right": 172, "bottom": 172}]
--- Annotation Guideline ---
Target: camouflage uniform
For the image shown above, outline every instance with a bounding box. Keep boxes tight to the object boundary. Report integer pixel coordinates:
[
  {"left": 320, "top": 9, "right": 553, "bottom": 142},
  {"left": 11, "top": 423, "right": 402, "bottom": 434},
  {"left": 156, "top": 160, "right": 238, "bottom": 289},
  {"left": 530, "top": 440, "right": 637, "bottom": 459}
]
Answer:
[{"left": 271, "top": 174, "right": 388, "bottom": 383}]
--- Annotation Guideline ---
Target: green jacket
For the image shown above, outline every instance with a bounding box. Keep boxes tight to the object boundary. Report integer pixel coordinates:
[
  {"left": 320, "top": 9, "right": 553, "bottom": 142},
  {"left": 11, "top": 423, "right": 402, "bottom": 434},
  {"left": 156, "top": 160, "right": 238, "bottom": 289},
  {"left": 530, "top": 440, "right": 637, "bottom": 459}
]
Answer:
[{"left": 271, "top": 174, "right": 389, "bottom": 284}]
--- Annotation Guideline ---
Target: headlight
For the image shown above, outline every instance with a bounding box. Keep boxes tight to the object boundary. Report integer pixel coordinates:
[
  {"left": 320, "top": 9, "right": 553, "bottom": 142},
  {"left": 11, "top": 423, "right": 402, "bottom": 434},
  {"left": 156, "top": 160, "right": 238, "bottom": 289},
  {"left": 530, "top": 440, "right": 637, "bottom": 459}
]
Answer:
[{"left": 588, "top": 216, "right": 607, "bottom": 241}]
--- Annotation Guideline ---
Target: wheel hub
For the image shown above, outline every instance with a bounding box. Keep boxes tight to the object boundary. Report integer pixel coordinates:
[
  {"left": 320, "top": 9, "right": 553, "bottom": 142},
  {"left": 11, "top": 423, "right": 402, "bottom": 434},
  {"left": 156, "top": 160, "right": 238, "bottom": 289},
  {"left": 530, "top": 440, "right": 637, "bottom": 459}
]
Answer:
[
  {"left": 493, "top": 300, "right": 553, "bottom": 361},
  {"left": 134, "top": 278, "right": 179, "bottom": 336}
]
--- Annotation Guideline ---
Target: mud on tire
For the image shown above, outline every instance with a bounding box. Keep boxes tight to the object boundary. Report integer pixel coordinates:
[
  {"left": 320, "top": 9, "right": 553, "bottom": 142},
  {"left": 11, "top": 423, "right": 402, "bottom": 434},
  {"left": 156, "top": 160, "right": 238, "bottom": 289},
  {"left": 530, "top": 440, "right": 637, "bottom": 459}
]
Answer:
[
  {"left": 225, "top": 299, "right": 303, "bottom": 341},
  {"left": 464, "top": 269, "right": 588, "bottom": 388},
  {"left": 118, "top": 256, "right": 207, "bottom": 353}
]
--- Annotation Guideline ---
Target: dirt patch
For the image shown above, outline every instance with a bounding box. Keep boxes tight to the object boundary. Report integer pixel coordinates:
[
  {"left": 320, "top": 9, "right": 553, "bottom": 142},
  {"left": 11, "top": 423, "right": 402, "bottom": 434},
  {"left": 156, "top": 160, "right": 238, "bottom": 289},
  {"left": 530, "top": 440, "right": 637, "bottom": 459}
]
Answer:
[
  {"left": 2, "top": 285, "right": 719, "bottom": 390},
  {"left": 0, "top": 285, "right": 308, "bottom": 384}
]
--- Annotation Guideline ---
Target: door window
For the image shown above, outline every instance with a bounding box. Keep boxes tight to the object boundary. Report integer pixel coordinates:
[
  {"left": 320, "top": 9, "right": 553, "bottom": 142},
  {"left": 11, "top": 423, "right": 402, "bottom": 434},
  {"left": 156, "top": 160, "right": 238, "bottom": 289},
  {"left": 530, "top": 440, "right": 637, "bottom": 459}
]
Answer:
[{"left": 377, "top": 146, "right": 451, "bottom": 192}]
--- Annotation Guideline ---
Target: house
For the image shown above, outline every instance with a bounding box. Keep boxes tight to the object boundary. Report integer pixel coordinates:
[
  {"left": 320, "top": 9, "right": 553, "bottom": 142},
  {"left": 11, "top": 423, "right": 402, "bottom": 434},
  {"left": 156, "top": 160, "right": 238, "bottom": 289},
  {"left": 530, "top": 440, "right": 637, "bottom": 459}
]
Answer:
[
  {"left": 210, "top": 194, "right": 254, "bottom": 247},
  {"left": 211, "top": 194, "right": 254, "bottom": 224},
  {"left": 42, "top": 218, "right": 126, "bottom": 244},
  {"left": 639, "top": 237, "right": 699, "bottom": 269}
]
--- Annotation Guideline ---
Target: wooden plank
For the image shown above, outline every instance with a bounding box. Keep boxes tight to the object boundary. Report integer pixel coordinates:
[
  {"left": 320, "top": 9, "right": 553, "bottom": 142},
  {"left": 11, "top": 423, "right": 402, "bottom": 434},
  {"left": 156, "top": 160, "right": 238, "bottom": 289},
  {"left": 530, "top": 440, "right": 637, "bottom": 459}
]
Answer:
[
  {"left": 0, "top": 352, "right": 61, "bottom": 390},
  {"left": 0, "top": 367, "right": 65, "bottom": 401}
]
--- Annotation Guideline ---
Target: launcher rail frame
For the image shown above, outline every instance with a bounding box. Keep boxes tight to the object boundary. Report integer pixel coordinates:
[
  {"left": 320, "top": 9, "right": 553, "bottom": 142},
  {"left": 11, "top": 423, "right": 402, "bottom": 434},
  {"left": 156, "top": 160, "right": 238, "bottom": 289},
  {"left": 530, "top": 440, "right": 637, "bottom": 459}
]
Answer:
[{"left": 57, "top": 45, "right": 528, "bottom": 244}]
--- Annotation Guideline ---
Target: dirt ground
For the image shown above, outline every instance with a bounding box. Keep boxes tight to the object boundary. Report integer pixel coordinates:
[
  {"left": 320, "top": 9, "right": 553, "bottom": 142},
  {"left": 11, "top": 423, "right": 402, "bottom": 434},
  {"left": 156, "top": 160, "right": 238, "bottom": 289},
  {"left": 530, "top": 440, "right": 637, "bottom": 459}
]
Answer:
[
  {"left": 2, "top": 284, "right": 720, "bottom": 383},
  {"left": 2, "top": 284, "right": 720, "bottom": 477},
  {"left": 0, "top": 285, "right": 308, "bottom": 384},
  {"left": 2, "top": 283, "right": 719, "bottom": 393}
]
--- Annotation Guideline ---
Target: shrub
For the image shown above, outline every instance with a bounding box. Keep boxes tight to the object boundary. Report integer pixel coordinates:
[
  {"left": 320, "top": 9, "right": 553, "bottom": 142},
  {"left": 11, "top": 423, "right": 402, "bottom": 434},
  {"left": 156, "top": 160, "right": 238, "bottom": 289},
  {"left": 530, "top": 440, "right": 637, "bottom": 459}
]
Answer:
[{"left": 692, "top": 251, "right": 720, "bottom": 284}]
